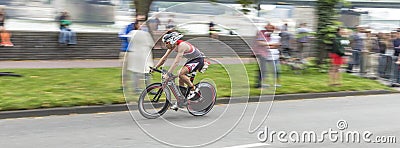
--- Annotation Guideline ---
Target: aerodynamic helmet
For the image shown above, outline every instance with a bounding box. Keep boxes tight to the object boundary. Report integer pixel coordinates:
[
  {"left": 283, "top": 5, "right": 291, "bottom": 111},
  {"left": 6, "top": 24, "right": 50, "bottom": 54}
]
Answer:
[{"left": 162, "top": 32, "right": 183, "bottom": 44}]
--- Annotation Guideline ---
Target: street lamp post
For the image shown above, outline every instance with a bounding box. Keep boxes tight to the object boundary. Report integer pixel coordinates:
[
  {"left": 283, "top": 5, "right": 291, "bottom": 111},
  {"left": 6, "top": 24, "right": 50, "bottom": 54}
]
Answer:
[{"left": 256, "top": 0, "right": 261, "bottom": 17}]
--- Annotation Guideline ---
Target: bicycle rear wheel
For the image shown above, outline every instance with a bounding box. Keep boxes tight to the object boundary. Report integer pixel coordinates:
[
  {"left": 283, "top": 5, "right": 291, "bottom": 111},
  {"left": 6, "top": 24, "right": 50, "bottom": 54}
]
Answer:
[
  {"left": 187, "top": 82, "right": 216, "bottom": 116},
  {"left": 138, "top": 83, "right": 170, "bottom": 119}
]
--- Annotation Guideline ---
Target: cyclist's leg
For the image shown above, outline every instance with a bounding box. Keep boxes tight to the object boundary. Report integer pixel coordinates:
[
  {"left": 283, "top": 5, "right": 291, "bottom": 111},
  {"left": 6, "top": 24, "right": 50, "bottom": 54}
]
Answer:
[
  {"left": 180, "top": 58, "right": 205, "bottom": 89},
  {"left": 178, "top": 69, "right": 186, "bottom": 86},
  {"left": 181, "top": 58, "right": 204, "bottom": 99},
  {"left": 179, "top": 66, "right": 194, "bottom": 89}
]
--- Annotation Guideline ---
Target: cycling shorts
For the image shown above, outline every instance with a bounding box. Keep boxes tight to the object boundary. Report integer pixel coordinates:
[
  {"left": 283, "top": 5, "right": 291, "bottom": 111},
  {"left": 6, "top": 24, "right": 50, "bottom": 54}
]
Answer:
[{"left": 184, "top": 57, "right": 204, "bottom": 73}]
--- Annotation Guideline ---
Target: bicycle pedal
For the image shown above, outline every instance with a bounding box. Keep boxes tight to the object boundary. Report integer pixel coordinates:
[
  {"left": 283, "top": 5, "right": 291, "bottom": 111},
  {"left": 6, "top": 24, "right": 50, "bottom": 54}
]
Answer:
[{"left": 170, "top": 105, "right": 179, "bottom": 111}]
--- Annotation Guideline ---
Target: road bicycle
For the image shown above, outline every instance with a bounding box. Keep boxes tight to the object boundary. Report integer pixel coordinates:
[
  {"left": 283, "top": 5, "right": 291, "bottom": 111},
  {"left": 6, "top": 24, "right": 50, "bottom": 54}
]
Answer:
[{"left": 138, "top": 67, "right": 216, "bottom": 119}]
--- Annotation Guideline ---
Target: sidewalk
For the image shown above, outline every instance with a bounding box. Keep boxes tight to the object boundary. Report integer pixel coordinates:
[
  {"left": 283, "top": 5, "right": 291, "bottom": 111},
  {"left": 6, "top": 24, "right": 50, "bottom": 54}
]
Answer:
[{"left": 0, "top": 58, "right": 256, "bottom": 69}]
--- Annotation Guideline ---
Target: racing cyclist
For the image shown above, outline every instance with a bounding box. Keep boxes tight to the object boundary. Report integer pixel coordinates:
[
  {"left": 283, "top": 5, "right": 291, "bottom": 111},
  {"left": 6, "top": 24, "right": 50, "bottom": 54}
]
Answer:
[{"left": 153, "top": 31, "right": 208, "bottom": 108}]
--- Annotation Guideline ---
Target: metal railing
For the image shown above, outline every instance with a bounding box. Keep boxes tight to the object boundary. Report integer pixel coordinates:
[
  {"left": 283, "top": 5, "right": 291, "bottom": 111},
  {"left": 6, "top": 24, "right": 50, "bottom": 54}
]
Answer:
[{"left": 348, "top": 49, "right": 400, "bottom": 86}]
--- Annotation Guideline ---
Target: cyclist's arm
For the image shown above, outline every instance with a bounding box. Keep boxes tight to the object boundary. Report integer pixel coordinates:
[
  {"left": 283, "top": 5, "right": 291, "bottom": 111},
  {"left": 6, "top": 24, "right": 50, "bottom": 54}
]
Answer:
[
  {"left": 155, "top": 49, "right": 173, "bottom": 68},
  {"left": 168, "top": 44, "right": 186, "bottom": 74}
]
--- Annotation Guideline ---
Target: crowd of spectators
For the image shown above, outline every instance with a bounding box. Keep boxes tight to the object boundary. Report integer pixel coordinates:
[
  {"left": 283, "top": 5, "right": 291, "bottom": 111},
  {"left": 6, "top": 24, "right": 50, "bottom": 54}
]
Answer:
[{"left": 253, "top": 21, "right": 400, "bottom": 88}]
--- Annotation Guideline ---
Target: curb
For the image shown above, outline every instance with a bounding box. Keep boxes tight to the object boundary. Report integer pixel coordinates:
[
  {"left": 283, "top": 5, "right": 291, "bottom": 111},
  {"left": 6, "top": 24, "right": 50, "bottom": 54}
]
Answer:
[{"left": 0, "top": 90, "right": 396, "bottom": 119}]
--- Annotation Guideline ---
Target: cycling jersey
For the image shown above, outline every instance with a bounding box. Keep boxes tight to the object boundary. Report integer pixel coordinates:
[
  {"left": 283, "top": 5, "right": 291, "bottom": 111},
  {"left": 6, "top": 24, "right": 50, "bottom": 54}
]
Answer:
[
  {"left": 175, "top": 40, "right": 204, "bottom": 61},
  {"left": 175, "top": 40, "right": 206, "bottom": 72}
]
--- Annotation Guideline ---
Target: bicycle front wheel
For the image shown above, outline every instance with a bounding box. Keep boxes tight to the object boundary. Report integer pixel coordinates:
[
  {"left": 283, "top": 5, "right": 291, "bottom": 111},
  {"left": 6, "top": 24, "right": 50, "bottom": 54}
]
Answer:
[{"left": 138, "top": 83, "right": 170, "bottom": 119}]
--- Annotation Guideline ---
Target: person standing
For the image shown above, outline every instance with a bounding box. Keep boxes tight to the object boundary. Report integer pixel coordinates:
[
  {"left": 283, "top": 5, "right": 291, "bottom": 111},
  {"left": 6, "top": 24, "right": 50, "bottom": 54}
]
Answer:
[
  {"left": 346, "top": 26, "right": 365, "bottom": 73},
  {"left": 118, "top": 15, "right": 146, "bottom": 58},
  {"left": 279, "top": 23, "right": 294, "bottom": 58},
  {"left": 393, "top": 31, "right": 400, "bottom": 57},
  {"left": 267, "top": 29, "right": 282, "bottom": 87},
  {"left": 329, "top": 27, "right": 349, "bottom": 86},
  {"left": 118, "top": 14, "right": 147, "bottom": 91},
  {"left": 166, "top": 18, "right": 175, "bottom": 30},
  {"left": 0, "top": 7, "right": 13, "bottom": 47},
  {"left": 254, "top": 27, "right": 269, "bottom": 88},
  {"left": 378, "top": 32, "right": 388, "bottom": 54},
  {"left": 296, "top": 23, "right": 311, "bottom": 60},
  {"left": 126, "top": 19, "right": 154, "bottom": 93},
  {"left": 393, "top": 31, "right": 400, "bottom": 64},
  {"left": 209, "top": 21, "right": 219, "bottom": 39},
  {"left": 148, "top": 15, "right": 160, "bottom": 32},
  {"left": 254, "top": 24, "right": 281, "bottom": 88}
]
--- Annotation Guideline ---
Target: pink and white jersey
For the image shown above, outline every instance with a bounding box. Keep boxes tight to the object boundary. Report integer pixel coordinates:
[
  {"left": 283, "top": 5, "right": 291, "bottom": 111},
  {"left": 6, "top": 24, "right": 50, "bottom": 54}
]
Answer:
[{"left": 176, "top": 40, "right": 204, "bottom": 60}]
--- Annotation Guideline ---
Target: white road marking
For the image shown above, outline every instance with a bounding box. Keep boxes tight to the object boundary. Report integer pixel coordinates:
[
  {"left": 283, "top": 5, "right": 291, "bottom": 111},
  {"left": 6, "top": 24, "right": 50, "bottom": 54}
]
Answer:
[{"left": 224, "top": 143, "right": 270, "bottom": 148}]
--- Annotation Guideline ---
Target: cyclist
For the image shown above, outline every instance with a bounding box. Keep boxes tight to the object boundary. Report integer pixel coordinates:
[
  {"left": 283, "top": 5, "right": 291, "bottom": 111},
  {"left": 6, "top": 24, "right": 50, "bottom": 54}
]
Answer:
[{"left": 153, "top": 31, "right": 208, "bottom": 103}]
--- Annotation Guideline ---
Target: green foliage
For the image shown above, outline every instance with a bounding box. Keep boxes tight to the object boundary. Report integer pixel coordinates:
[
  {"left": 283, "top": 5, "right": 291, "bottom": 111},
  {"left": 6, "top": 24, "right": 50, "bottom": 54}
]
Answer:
[
  {"left": 236, "top": 0, "right": 253, "bottom": 7},
  {"left": 209, "top": 0, "right": 255, "bottom": 14},
  {"left": 240, "top": 8, "right": 251, "bottom": 14},
  {"left": 316, "top": 0, "right": 349, "bottom": 48},
  {"left": 235, "top": 0, "right": 254, "bottom": 14},
  {"left": 315, "top": 0, "right": 350, "bottom": 65}
]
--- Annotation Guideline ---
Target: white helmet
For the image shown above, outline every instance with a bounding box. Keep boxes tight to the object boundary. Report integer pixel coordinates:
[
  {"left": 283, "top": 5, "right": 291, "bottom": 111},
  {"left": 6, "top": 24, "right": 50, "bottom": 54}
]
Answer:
[{"left": 162, "top": 32, "right": 183, "bottom": 44}]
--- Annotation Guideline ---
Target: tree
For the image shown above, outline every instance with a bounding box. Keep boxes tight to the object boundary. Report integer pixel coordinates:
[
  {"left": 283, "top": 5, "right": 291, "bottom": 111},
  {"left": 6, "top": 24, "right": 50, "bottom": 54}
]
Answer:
[
  {"left": 133, "top": 0, "right": 154, "bottom": 19},
  {"left": 236, "top": 0, "right": 254, "bottom": 14},
  {"left": 315, "top": 0, "right": 350, "bottom": 66}
]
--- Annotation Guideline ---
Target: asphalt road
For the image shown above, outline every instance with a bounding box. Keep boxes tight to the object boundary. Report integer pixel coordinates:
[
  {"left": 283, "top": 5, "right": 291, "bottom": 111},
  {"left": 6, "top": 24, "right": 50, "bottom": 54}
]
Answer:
[{"left": 1, "top": 94, "right": 400, "bottom": 148}]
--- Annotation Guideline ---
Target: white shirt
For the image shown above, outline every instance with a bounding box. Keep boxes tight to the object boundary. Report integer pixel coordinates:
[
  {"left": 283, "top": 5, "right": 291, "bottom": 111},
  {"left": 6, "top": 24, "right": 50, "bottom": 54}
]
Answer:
[
  {"left": 267, "top": 34, "right": 281, "bottom": 61},
  {"left": 126, "top": 30, "right": 154, "bottom": 73}
]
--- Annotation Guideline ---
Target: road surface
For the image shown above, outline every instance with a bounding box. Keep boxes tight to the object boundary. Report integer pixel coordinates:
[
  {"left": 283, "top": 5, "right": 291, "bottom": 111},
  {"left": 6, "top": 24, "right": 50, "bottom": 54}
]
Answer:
[{"left": 1, "top": 94, "right": 399, "bottom": 148}]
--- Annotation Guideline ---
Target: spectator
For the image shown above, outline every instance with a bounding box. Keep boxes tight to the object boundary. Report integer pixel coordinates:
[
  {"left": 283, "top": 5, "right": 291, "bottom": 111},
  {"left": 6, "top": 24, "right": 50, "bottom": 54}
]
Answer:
[
  {"left": 267, "top": 29, "right": 282, "bottom": 87},
  {"left": 254, "top": 24, "right": 281, "bottom": 88},
  {"left": 265, "top": 22, "right": 275, "bottom": 32},
  {"left": 118, "top": 15, "right": 146, "bottom": 58},
  {"left": 209, "top": 21, "right": 218, "bottom": 39},
  {"left": 393, "top": 31, "right": 400, "bottom": 64},
  {"left": 254, "top": 28, "right": 269, "bottom": 88},
  {"left": 378, "top": 32, "right": 388, "bottom": 54},
  {"left": 329, "top": 27, "right": 350, "bottom": 86},
  {"left": 393, "top": 31, "right": 400, "bottom": 57},
  {"left": 370, "top": 33, "right": 380, "bottom": 53},
  {"left": 279, "top": 23, "right": 294, "bottom": 58},
  {"left": 148, "top": 15, "right": 160, "bottom": 32},
  {"left": 346, "top": 26, "right": 365, "bottom": 73},
  {"left": 57, "top": 11, "right": 76, "bottom": 45},
  {"left": 126, "top": 20, "right": 154, "bottom": 93},
  {"left": 0, "top": 7, "right": 13, "bottom": 47},
  {"left": 166, "top": 18, "right": 175, "bottom": 30},
  {"left": 296, "top": 23, "right": 311, "bottom": 60},
  {"left": 365, "top": 30, "right": 380, "bottom": 76},
  {"left": 281, "top": 23, "right": 288, "bottom": 32}
]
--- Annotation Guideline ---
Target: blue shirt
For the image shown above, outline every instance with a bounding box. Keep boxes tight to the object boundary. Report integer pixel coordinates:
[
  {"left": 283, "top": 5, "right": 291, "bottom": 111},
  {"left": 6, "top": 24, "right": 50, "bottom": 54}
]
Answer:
[{"left": 118, "top": 23, "right": 136, "bottom": 52}]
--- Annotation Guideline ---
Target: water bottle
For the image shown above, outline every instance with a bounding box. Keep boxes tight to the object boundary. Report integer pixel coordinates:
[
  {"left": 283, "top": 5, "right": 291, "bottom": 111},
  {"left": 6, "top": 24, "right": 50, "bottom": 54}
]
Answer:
[{"left": 200, "top": 61, "right": 210, "bottom": 73}]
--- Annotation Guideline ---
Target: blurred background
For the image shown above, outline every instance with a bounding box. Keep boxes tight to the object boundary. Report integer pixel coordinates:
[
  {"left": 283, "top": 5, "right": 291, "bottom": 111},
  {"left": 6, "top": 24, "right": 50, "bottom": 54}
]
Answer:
[{"left": 0, "top": 0, "right": 398, "bottom": 33}]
